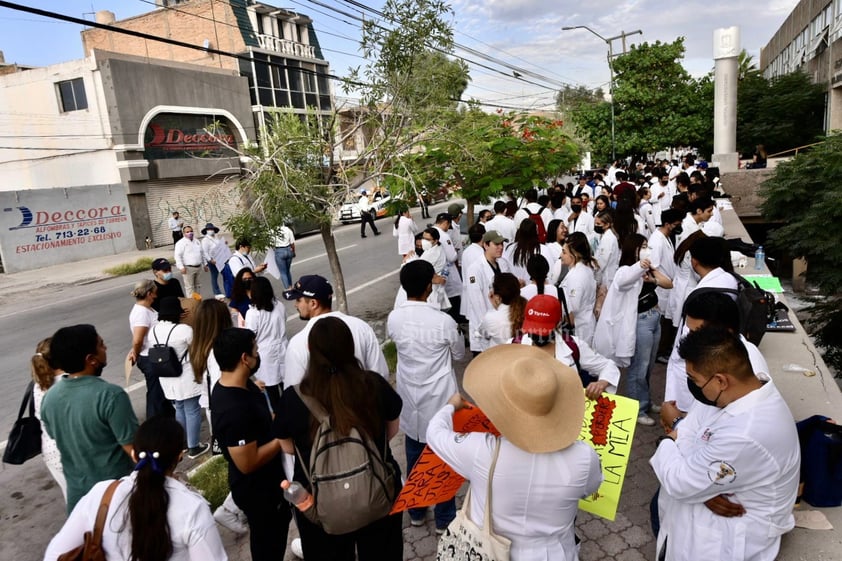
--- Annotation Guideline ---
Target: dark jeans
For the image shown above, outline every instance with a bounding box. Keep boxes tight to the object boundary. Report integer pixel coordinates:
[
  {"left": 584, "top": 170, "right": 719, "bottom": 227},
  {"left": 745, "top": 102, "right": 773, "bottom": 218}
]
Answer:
[
  {"left": 172, "top": 231, "right": 183, "bottom": 244},
  {"left": 263, "top": 383, "right": 282, "bottom": 415},
  {"left": 294, "top": 503, "right": 403, "bottom": 561},
  {"left": 233, "top": 484, "right": 291, "bottom": 561},
  {"left": 360, "top": 210, "right": 379, "bottom": 236},
  {"left": 405, "top": 435, "right": 456, "bottom": 529},
  {"left": 273, "top": 246, "right": 294, "bottom": 289},
  {"left": 208, "top": 261, "right": 222, "bottom": 295},
  {"left": 137, "top": 355, "right": 174, "bottom": 420}
]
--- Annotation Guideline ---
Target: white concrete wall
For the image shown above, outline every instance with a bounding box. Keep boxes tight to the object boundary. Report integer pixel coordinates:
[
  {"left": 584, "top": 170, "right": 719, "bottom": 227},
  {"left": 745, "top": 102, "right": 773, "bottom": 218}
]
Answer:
[{"left": 0, "top": 55, "right": 118, "bottom": 191}]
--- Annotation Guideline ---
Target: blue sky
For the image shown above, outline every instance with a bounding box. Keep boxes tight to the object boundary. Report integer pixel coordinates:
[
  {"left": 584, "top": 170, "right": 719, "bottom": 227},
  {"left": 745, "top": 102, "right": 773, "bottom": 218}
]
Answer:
[{"left": 0, "top": 0, "right": 800, "bottom": 110}]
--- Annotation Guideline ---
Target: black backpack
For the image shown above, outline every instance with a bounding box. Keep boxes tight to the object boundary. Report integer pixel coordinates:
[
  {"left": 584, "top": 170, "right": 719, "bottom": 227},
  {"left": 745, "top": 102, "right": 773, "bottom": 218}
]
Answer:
[
  {"left": 148, "top": 324, "right": 187, "bottom": 378},
  {"left": 683, "top": 272, "right": 776, "bottom": 345}
]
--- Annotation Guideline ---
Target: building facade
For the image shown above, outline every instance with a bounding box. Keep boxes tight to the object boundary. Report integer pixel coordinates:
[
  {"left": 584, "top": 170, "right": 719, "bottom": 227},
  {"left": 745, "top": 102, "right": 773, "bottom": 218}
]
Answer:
[
  {"left": 81, "top": 0, "right": 334, "bottom": 137},
  {"left": 0, "top": 50, "right": 255, "bottom": 272},
  {"left": 760, "top": 0, "right": 842, "bottom": 132}
]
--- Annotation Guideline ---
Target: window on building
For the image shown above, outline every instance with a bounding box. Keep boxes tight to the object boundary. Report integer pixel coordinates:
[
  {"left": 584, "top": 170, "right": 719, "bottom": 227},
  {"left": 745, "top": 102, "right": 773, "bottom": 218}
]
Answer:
[{"left": 57, "top": 78, "right": 87, "bottom": 112}]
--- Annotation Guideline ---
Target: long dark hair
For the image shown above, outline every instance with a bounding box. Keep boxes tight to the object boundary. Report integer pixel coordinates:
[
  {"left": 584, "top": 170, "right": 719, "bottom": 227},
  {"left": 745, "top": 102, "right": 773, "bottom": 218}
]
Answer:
[
  {"left": 565, "top": 232, "right": 597, "bottom": 269},
  {"left": 250, "top": 276, "right": 276, "bottom": 312},
  {"left": 230, "top": 268, "right": 254, "bottom": 302},
  {"left": 492, "top": 273, "right": 526, "bottom": 338},
  {"left": 526, "top": 254, "right": 550, "bottom": 294},
  {"left": 189, "top": 299, "right": 232, "bottom": 383},
  {"left": 674, "top": 230, "right": 707, "bottom": 266},
  {"left": 126, "top": 416, "right": 185, "bottom": 561},
  {"left": 512, "top": 219, "right": 541, "bottom": 267},
  {"left": 300, "top": 317, "right": 382, "bottom": 439},
  {"left": 619, "top": 233, "right": 647, "bottom": 267}
]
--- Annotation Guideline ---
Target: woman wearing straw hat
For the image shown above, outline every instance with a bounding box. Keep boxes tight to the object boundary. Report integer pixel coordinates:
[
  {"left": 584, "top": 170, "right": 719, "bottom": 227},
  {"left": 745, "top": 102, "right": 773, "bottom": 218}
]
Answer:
[{"left": 426, "top": 344, "right": 603, "bottom": 561}]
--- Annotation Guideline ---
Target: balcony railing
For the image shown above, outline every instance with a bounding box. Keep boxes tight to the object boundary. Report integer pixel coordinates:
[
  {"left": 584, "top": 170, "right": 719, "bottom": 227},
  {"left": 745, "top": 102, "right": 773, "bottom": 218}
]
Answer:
[{"left": 256, "top": 33, "right": 316, "bottom": 59}]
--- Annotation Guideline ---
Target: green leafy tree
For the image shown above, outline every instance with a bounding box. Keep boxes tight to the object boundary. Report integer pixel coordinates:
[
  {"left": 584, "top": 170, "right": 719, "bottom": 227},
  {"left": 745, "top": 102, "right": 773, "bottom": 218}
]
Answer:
[
  {"left": 737, "top": 71, "right": 825, "bottom": 156},
  {"left": 227, "top": 0, "right": 463, "bottom": 312},
  {"left": 570, "top": 38, "right": 710, "bottom": 161},
  {"left": 760, "top": 135, "right": 841, "bottom": 373},
  {"left": 408, "top": 108, "right": 581, "bottom": 221}
]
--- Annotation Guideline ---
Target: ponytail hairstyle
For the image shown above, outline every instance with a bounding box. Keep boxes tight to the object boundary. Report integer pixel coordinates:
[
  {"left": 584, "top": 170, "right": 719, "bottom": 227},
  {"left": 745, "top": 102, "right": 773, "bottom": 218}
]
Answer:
[
  {"left": 525, "top": 254, "right": 550, "bottom": 295},
  {"left": 127, "top": 416, "right": 185, "bottom": 561},
  {"left": 301, "top": 317, "right": 381, "bottom": 439},
  {"left": 512, "top": 219, "right": 541, "bottom": 267},
  {"left": 32, "top": 338, "right": 56, "bottom": 392},
  {"left": 492, "top": 273, "right": 527, "bottom": 338},
  {"left": 565, "top": 232, "right": 597, "bottom": 269}
]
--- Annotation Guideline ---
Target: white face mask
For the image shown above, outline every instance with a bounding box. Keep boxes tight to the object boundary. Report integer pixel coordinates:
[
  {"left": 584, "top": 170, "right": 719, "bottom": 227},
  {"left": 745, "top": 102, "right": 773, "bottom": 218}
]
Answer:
[
  {"left": 207, "top": 232, "right": 215, "bottom": 238},
  {"left": 639, "top": 248, "right": 651, "bottom": 261},
  {"left": 421, "top": 239, "right": 433, "bottom": 251}
]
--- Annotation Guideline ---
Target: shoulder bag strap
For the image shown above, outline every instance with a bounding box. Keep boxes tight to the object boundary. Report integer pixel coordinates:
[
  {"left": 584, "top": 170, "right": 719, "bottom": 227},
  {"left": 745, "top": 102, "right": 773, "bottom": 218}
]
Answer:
[
  {"left": 480, "top": 438, "right": 503, "bottom": 533},
  {"left": 17, "top": 380, "right": 35, "bottom": 421},
  {"left": 91, "top": 480, "right": 122, "bottom": 545}
]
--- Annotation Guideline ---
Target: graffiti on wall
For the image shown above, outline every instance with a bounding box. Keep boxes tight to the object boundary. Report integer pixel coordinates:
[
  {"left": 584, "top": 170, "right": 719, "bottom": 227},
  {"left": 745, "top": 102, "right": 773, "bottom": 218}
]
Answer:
[{"left": 150, "top": 180, "right": 243, "bottom": 246}]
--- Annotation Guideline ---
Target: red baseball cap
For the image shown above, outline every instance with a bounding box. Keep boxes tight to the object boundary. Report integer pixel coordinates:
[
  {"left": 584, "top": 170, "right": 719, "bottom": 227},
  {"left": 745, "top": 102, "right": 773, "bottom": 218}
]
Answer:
[{"left": 521, "top": 295, "right": 561, "bottom": 336}]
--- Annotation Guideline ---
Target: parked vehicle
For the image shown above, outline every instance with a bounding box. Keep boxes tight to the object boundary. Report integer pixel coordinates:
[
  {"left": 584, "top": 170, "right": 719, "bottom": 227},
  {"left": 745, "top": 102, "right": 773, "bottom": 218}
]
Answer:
[{"left": 337, "top": 190, "right": 390, "bottom": 224}]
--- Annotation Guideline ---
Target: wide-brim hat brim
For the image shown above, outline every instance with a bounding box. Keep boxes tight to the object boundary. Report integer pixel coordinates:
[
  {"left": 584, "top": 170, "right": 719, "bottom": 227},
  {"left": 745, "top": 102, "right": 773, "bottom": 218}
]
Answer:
[
  {"left": 464, "top": 344, "right": 584, "bottom": 453},
  {"left": 201, "top": 224, "right": 220, "bottom": 234}
]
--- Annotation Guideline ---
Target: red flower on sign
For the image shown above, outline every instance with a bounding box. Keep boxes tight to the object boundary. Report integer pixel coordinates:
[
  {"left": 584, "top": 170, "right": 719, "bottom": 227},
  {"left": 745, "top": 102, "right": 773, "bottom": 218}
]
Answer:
[{"left": 589, "top": 395, "right": 617, "bottom": 446}]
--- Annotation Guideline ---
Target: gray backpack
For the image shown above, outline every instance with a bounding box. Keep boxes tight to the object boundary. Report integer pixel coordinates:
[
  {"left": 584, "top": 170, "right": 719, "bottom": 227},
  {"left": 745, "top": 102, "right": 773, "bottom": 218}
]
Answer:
[{"left": 293, "top": 385, "right": 397, "bottom": 535}]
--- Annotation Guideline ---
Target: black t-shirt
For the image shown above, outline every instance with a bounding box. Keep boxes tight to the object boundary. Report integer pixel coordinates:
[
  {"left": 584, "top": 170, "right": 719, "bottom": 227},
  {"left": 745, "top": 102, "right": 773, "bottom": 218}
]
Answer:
[
  {"left": 211, "top": 379, "right": 284, "bottom": 492},
  {"left": 151, "top": 279, "right": 185, "bottom": 311},
  {"left": 273, "top": 372, "right": 402, "bottom": 489}
]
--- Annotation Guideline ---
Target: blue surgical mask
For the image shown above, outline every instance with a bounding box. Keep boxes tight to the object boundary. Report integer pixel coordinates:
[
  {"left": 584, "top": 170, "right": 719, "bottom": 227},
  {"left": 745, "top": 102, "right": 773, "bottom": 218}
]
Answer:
[{"left": 163, "top": 272, "right": 173, "bottom": 281}]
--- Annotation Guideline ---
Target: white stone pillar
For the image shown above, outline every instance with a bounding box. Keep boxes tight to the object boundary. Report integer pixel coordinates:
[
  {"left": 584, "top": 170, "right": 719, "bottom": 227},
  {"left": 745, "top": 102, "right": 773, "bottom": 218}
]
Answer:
[{"left": 713, "top": 27, "right": 740, "bottom": 172}]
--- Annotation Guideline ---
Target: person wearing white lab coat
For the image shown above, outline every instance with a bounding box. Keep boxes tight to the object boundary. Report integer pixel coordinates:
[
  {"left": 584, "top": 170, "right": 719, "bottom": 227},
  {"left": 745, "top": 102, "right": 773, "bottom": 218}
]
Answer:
[
  {"left": 427, "top": 344, "right": 603, "bottom": 561},
  {"left": 593, "top": 211, "right": 619, "bottom": 290},
  {"left": 565, "top": 194, "right": 593, "bottom": 238},
  {"left": 593, "top": 234, "right": 670, "bottom": 369},
  {"left": 459, "top": 224, "right": 487, "bottom": 318},
  {"left": 392, "top": 208, "right": 418, "bottom": 257},
  {"left": 434, "top": 215, "right": 463, "bottom": 314},
  {"left": 559, "top": 232, "right": 598, "bottom": 346},
  {"left": 647, "top": 209, "right": 683, "bottom": 322},
  {"left": 244, "top": 277, "right": 288, "bottom": 412},
  {"left": 668, "top": 230, "right": 708, "bottom": 328},
  {"left": 464, "top": 231, "right": 512, "bottom": 354},
  {"left": 387, "top": 260, "right": 465, "bottom": 531},
  {"left": 651, "top": 326, "right": 799, "bottom": 561},
  {"left": 676, "top": 196, "right": 714, "bottom": 246},
  {"left": 478, "top": 272, "right": 524, "bottom": 350},
  {"left": 503, "top": 219, "right": 555, "bottom": 285}
]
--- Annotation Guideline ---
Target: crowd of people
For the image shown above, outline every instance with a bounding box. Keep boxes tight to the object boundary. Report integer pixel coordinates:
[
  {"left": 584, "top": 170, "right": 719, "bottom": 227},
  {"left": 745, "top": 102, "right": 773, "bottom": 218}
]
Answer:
[{"left": 32, "top": 156, "right": 801, "bottom": 561}]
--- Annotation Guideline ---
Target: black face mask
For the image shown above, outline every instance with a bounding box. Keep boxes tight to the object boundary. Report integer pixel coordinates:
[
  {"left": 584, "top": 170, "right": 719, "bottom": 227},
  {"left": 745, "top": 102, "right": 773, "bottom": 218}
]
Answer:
[
  {"left": 415, "top": 247, "right": 424, "bottom": 257},
  {"left": 250, "top": 355, "right": 261, "bottom": 376},
  {"left": 672, "top": 225, "right": 683, "bottom": 236},
  {"left": 594, "top": 225, "right": 605, "bottom": 234},
  {"left": 570, "top": 204, "right": 582, "bottom": 214},
  {"left": 687, "top": 375, "right": 721, "bottom": 407}
]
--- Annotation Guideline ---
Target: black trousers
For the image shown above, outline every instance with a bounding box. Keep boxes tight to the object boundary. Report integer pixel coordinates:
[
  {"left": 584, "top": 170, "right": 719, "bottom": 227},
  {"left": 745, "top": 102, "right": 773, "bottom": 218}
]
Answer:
[
  {"left": 233, "top": 483, "right": 292, "bottom": 561},
  {"left": 137, "top": 356, "right": 175, "bottom": 419},
  {"left": 294, "top": 507, "right": 403, "bottom": 561},
  {"left": 360, "top": 211, "right": 379, "bottom": 236},
  {"left": 172, "top": 230, "right": 183, "bottom": 244}
]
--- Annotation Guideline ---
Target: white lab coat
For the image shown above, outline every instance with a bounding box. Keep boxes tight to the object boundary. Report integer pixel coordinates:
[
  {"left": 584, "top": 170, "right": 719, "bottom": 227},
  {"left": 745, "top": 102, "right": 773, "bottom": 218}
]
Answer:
[
  {"left": 561, "top": 262, "right": 597, "bottom": 346},
  {"left": 435, "top": 225, "right": 463, "bottom": 298},
  {"left": 503, "top": 243, "right": 556, "bottom": 285},
  {"left": 513, "top": 202, "right": 554, "bottom": 231},
  {"left": 647, "top": 229, "right": 675, "bottom": 319},
  {"left": 427, "top": 405, "right": 602, "bottom": 561},
  {"left": 651, "top": 381, "right": 800, "bottom": 561},
  {"left": 459, "top": 243, "right": 485, "bottom": 317},
  {"left": 592, "top": 264, "right": 647, "bottom": 368},
  {"left": 465, "top": 257, "right": 512, "bottom": 352},
  {"left": 484, "top": 215, "right": 516, "bottom": 244},
  {"left": 478, "top": 303, "right": 513, "bottom": 349},
  {"left": 668, "top": 251, "right": 698, "bottom": 328},
  {"left": 566, "top": 211, "right": 593, "bottom": 238},
  {"left": 387, "top": 300, "right": 464, "bottom": 442},
  {"left": 394, "top": 215, "right": 418, "bottom": 255},
  {"left": 244, "top": 299, "right": 288, "bottom": 387},
  {"left": 284, "top": 311, "right": 388, "bottom": 388},
  {"left": 594, "top": 229, "right": 619, "bottom": 288},
  {"left": 517, "top": 333, "right": 621, "bottom": 393}
]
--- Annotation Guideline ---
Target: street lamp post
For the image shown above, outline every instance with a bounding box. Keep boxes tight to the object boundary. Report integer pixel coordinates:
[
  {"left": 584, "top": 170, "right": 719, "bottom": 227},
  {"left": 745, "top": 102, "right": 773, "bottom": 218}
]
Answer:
[{"left": 562, "top": 25, "right": 642, "bottom": 162}]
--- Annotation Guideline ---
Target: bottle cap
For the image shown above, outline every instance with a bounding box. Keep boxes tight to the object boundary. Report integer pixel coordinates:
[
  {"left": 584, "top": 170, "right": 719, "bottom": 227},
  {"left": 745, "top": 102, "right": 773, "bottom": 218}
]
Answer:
[{"left": 281, "top": 480, "right": 290, "bottom": 490}]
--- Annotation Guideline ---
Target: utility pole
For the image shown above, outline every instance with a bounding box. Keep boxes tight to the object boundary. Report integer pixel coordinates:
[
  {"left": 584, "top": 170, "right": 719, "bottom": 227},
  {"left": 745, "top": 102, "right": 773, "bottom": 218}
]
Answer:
[{"left": 562, "top": 26, "right": 642, "bottom": 162}]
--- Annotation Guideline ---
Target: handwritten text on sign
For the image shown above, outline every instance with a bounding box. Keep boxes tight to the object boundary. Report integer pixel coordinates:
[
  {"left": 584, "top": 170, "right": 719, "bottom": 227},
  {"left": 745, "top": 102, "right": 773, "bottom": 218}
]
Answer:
[
  {"left": 391, "top": 392, "right": 639, "bottom": 521},
  {"left": 390, "top": 406, "right": 499, "bottom": 514}
]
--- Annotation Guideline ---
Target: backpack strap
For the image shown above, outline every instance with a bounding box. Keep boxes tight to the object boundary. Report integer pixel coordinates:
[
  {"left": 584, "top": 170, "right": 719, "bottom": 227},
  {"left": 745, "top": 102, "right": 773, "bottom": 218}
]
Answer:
[{"left": 92, "top": 480, "right": 121, "bottom": 547}]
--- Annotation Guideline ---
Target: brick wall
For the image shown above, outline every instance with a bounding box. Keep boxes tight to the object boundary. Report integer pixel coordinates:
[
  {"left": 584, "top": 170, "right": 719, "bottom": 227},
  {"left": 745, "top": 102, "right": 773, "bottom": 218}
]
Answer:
[{"left": 82, "top": 0, "right": 244, "bottom": 71}]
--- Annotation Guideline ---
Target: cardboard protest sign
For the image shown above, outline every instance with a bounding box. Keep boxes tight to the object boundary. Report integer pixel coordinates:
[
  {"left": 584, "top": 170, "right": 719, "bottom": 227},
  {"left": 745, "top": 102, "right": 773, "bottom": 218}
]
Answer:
[
  {"left": 392, "top": 392, "right": 639, "bottom": 521},
  {"left": 577, "top": 393, "right": 639, "bottom": 521},
  {"left": 390, "top": 405, "right": 498, "bottom": 514}
]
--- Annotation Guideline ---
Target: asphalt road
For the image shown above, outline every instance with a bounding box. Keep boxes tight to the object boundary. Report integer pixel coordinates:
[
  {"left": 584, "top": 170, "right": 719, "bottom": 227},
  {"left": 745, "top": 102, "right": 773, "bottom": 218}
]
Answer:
[{"left": 0, "top": 203, "right": 448, "bottom": 561}]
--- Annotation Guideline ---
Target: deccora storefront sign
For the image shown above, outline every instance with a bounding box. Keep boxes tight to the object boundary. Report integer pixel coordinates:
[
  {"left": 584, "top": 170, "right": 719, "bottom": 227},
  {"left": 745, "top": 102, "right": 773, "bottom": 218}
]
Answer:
[{"left": 144, "top": 113, "right": 238, "bottom": 160}]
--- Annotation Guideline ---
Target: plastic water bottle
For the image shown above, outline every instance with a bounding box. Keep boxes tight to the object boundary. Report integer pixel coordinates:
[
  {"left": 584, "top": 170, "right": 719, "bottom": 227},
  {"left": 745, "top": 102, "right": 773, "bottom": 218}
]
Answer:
[
  {"left": 281, "top": 480, "right": 314, "bottom": 512},
  {"left": 754, "top": 245, "right": 765, "bottom": 271}
]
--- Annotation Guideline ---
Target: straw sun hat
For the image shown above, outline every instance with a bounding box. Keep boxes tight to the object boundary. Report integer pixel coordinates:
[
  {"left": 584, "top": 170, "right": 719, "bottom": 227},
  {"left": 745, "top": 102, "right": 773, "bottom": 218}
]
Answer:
[{"left": 464, "top": 344, "right": 584, "bottom": 453}]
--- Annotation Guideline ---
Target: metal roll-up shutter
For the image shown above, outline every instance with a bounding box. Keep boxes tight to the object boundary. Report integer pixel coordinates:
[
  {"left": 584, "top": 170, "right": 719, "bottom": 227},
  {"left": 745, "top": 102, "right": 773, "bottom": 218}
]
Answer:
[{"left": 146, "top": 176, "right": 244, "bottom": 247}]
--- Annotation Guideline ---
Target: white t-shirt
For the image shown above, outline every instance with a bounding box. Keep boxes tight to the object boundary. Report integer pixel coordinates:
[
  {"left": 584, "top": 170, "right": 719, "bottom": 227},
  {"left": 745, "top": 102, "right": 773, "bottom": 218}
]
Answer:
[{"left": 129, "top": 304, "right": 158, "bottom": 356}]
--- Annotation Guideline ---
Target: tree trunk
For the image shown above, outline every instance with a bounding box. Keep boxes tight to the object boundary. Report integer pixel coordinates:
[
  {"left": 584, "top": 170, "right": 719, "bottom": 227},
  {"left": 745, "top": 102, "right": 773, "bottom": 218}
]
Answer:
[{"left": 320, "top": 223, "right": 348, "bottom": 314}]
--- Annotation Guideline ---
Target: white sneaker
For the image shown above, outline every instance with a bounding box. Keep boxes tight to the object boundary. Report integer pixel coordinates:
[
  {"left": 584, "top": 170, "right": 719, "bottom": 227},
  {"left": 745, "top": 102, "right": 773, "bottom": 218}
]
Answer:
[
  {"left": 637, "top": 414, "right": 656, "bottom": 427},
  {"left": 290, "top": 538, "right": 304, "bottom": 559},
  {"left": 214, "top": 505, "right": 248, "bottom": 535},
  {"left": 649, "top": 404, "right": 662, "bottom": 414}
]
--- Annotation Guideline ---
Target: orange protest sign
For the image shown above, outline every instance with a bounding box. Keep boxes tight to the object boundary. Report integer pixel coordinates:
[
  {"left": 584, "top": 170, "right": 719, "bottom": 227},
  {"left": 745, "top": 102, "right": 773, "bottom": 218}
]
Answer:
[{"left": 390, "top": 405, "right": 499, "bottom": 514}]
